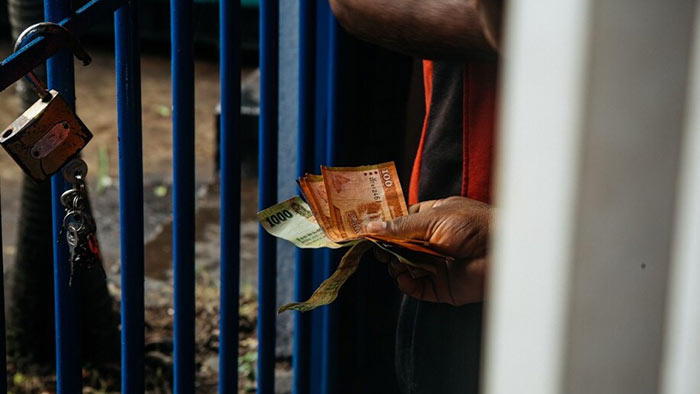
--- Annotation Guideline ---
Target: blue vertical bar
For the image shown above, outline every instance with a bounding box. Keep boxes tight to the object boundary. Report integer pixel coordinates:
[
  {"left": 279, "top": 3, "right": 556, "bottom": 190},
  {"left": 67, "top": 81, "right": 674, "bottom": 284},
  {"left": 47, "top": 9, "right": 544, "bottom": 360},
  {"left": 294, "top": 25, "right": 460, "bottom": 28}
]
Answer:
[
  {"left": 293, "top": 1, "right": 314, "bottom": 393},
  {"left": 115, "top": 1, "right": 145, "bottom": 392},
  {"left": 320, "top": 8, "right": 340, "bottom": 394},
  {"left": 218, "top": 0, "right": 241, "bottom": 392},
  {"left": 258, "top": 0, "right": 278, "bottom": 392},
  {"left": 170, "top": 0, "right": 195, "bottom": 392},
  {"left": 309, "top": 1, "right": 328, "bottom": 392},
  {"left": 44, "top": 0, "right": 82, "bottom": 392},
  {"left": 0, "top": 200, "right": 6, "bottom": 393}
]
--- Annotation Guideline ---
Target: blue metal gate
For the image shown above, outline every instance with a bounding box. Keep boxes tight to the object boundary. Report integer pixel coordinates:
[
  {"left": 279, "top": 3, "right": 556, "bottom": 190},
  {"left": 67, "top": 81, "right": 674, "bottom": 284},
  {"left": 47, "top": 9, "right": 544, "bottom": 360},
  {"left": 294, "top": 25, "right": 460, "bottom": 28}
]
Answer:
[
  {"left": 0, "top": 0, "right": 347, "bottom": 392},
  {"left": 0, "top": 0, "right": 244, "bottom": 392}
]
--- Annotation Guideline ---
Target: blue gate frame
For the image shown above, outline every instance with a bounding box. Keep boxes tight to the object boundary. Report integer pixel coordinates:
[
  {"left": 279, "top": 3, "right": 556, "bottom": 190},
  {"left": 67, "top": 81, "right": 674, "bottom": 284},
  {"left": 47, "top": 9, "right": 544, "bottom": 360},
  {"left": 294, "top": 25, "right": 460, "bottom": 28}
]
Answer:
[
  {"left": 0, "top": 0, "right": 345, "bottom": 392},
  {"left": 0, "top": 0, "right": 243, "bottom": 392},
  {"left": 257, "top": 1, "right": 345, "bottom": 393}
]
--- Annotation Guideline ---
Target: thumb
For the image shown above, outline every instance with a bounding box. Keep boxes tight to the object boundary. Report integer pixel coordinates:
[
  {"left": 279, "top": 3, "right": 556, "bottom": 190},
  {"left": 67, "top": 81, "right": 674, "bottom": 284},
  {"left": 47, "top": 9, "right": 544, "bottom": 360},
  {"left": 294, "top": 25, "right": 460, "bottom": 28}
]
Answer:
[{"left": 366, "top": 214, "right": 432, "bottom": 241}]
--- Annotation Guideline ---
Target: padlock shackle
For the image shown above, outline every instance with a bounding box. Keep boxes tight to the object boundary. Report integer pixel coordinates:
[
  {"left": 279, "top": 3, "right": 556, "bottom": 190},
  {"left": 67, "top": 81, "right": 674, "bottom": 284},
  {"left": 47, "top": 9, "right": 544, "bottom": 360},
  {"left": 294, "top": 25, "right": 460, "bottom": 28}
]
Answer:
[
  {"left": 14, "top": 22, "right": 92, "bottom": 67},
  {"left": 25, "top": 72, "right": 51, "bottom": 102},
  {"left": 14, "top": 22, "right": 92, "bottom": 102}
]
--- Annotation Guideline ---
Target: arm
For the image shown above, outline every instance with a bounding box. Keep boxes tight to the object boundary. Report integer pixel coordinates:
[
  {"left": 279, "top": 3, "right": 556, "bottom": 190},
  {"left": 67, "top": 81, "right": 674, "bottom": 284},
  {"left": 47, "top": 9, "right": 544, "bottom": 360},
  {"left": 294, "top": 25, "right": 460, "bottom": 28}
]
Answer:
[{"left": 329, "top": 0, "right": 503, "bottom": 60}]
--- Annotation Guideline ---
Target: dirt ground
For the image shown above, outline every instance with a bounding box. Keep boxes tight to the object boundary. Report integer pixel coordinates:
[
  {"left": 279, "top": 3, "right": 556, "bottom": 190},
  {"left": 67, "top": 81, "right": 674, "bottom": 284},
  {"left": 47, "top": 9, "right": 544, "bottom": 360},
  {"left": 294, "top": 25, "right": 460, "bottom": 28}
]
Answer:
[{"left": 0, "top": 38, "right": 272, "bottom": 393}]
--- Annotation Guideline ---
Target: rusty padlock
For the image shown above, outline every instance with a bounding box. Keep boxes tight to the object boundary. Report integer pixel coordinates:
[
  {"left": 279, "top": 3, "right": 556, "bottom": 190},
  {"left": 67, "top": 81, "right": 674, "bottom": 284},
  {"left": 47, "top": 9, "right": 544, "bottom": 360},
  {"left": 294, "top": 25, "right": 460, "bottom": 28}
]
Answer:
[{"left": 1, "top": 22, "right": 93, "bottom": 182}]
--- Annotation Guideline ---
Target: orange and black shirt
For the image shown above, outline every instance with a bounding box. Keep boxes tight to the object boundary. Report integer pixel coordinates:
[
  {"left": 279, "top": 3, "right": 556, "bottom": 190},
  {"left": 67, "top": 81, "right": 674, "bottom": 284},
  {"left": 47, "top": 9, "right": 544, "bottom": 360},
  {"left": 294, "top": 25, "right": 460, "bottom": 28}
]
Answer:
[{"left": 396, "top": 60, "right": 497, "bottom": 394}]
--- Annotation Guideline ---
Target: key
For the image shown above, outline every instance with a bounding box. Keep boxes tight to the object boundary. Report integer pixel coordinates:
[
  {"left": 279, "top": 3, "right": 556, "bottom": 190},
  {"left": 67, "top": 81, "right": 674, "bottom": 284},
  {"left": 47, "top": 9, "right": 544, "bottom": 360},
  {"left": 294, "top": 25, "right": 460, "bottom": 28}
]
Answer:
[
  {"left": 60, "top": 189, "right": 83, "bottom": 210},
  {"left": 63, "top": 210, "right": 87, "bottom": 234},
  {"left": 67, "top": 227, "right": 80, "bottom": 286},
  {"left": 59, "top": 158, "right": 105, "bottom": 286}
]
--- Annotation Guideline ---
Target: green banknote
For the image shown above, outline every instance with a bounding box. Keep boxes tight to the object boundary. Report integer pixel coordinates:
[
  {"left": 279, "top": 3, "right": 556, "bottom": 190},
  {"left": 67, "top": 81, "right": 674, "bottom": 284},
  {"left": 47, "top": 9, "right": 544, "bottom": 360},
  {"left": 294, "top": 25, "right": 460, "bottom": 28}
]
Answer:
[{"left": 257, "top": 196, "right": 345, "bottom": 249}]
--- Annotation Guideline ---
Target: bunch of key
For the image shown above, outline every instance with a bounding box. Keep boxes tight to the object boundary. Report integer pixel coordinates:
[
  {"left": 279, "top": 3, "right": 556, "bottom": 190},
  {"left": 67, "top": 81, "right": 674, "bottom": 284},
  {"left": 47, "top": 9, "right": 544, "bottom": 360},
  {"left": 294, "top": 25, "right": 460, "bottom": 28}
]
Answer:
[{"left": 60, "top": 158, "right": 105, "bottom": 286}]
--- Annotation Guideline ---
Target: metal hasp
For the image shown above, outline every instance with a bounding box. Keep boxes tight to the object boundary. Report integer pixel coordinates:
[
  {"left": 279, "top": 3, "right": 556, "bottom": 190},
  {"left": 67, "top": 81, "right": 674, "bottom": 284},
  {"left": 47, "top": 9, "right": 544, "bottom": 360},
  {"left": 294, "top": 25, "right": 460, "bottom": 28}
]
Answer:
[
  {"left": 258, "top": 0, "right": 279, "bottom": 392},
  {"left": 170, "top": 0, "right": 196, "bottom": 392},
  {"left": 218, "top": 0, "right": 242, "bottom": 392},
  {"left": 115, "top": 0, "right": 146, "bottom": 392}
]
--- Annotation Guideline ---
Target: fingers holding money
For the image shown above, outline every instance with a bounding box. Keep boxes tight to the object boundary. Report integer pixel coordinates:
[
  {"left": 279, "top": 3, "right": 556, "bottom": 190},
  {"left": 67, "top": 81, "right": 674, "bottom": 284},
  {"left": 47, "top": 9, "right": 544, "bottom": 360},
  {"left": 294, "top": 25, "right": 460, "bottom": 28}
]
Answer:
[
  {"left": 408, "top": 199, "right": 441, "bottom": 214},
  {"left": 390, "top": 263, "right": 444, "bottom": 304},
  {"left": 367, "top": 196, "right": 492, "bottom": 261},
  {"left": 381, "top": 253, "right": 487, "bottom": 306},
  {"left": 261, "top": 163, "right": 482, "bottom": 312}
]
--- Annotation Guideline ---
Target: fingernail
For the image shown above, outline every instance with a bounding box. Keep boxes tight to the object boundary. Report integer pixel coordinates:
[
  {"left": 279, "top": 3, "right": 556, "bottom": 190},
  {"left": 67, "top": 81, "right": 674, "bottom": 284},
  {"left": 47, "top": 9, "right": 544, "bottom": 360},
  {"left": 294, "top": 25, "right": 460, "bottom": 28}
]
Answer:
[{"left": 366, "top": 221, "right": 387, "bottom": 233}]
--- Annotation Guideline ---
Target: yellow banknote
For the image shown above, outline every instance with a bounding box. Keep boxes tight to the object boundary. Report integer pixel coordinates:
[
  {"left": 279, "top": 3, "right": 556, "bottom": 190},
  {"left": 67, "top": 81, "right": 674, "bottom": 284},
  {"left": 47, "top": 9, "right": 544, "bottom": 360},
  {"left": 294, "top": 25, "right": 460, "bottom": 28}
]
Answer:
[{"left": 278, "top": 241, "right": 373, "bottom": 313}]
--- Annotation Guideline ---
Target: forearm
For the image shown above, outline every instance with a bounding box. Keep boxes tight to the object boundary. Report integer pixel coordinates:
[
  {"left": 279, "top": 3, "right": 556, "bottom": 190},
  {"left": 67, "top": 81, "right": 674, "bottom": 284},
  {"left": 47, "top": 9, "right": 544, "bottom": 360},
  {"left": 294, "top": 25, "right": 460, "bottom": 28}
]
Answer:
[
  {"left": 329, "top": 0, "right": 498, "bottom": 60},
  {"left": 478, "top": 0, "right": 503, "bottom": 50}
]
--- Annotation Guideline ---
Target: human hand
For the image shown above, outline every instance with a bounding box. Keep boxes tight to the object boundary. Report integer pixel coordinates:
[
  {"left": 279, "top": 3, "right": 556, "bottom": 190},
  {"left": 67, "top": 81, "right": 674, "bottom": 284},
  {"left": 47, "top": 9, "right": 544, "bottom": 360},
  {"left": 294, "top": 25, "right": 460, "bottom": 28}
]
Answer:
[{"left": 366, "top": 196, "right": 491, "bottom": 305}]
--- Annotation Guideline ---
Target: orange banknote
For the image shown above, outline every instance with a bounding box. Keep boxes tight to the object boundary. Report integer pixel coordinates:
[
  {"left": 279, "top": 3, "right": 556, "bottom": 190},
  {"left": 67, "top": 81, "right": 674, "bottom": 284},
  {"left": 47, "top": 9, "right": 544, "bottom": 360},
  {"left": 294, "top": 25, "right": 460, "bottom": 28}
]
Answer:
[
  {"left": 321, "top": 162, "right": 408, "bottom": 240},
  {"left": 297, "top": 162, "right": 447, "bottom": 258},
  {"left": 297, "top": 174, "right": 341, "bottom": 241}
]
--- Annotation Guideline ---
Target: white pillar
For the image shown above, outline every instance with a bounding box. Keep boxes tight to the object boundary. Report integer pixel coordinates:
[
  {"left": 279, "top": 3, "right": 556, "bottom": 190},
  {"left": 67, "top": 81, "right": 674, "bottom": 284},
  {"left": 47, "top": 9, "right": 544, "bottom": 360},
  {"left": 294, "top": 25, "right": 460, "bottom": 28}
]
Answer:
[
  {"left": 485, "top": 1, "right": 697, "bottom": 393},
  {"left": 660, "top": 4, "right": 700, "bottom": 394}
]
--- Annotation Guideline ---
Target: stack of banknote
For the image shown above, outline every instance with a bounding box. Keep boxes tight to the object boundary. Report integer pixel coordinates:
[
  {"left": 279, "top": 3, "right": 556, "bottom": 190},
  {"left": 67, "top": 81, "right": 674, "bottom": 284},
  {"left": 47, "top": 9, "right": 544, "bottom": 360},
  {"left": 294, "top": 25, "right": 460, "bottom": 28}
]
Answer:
[{"left": 257, "top": 162, "right": 450, "bottom": 313}]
